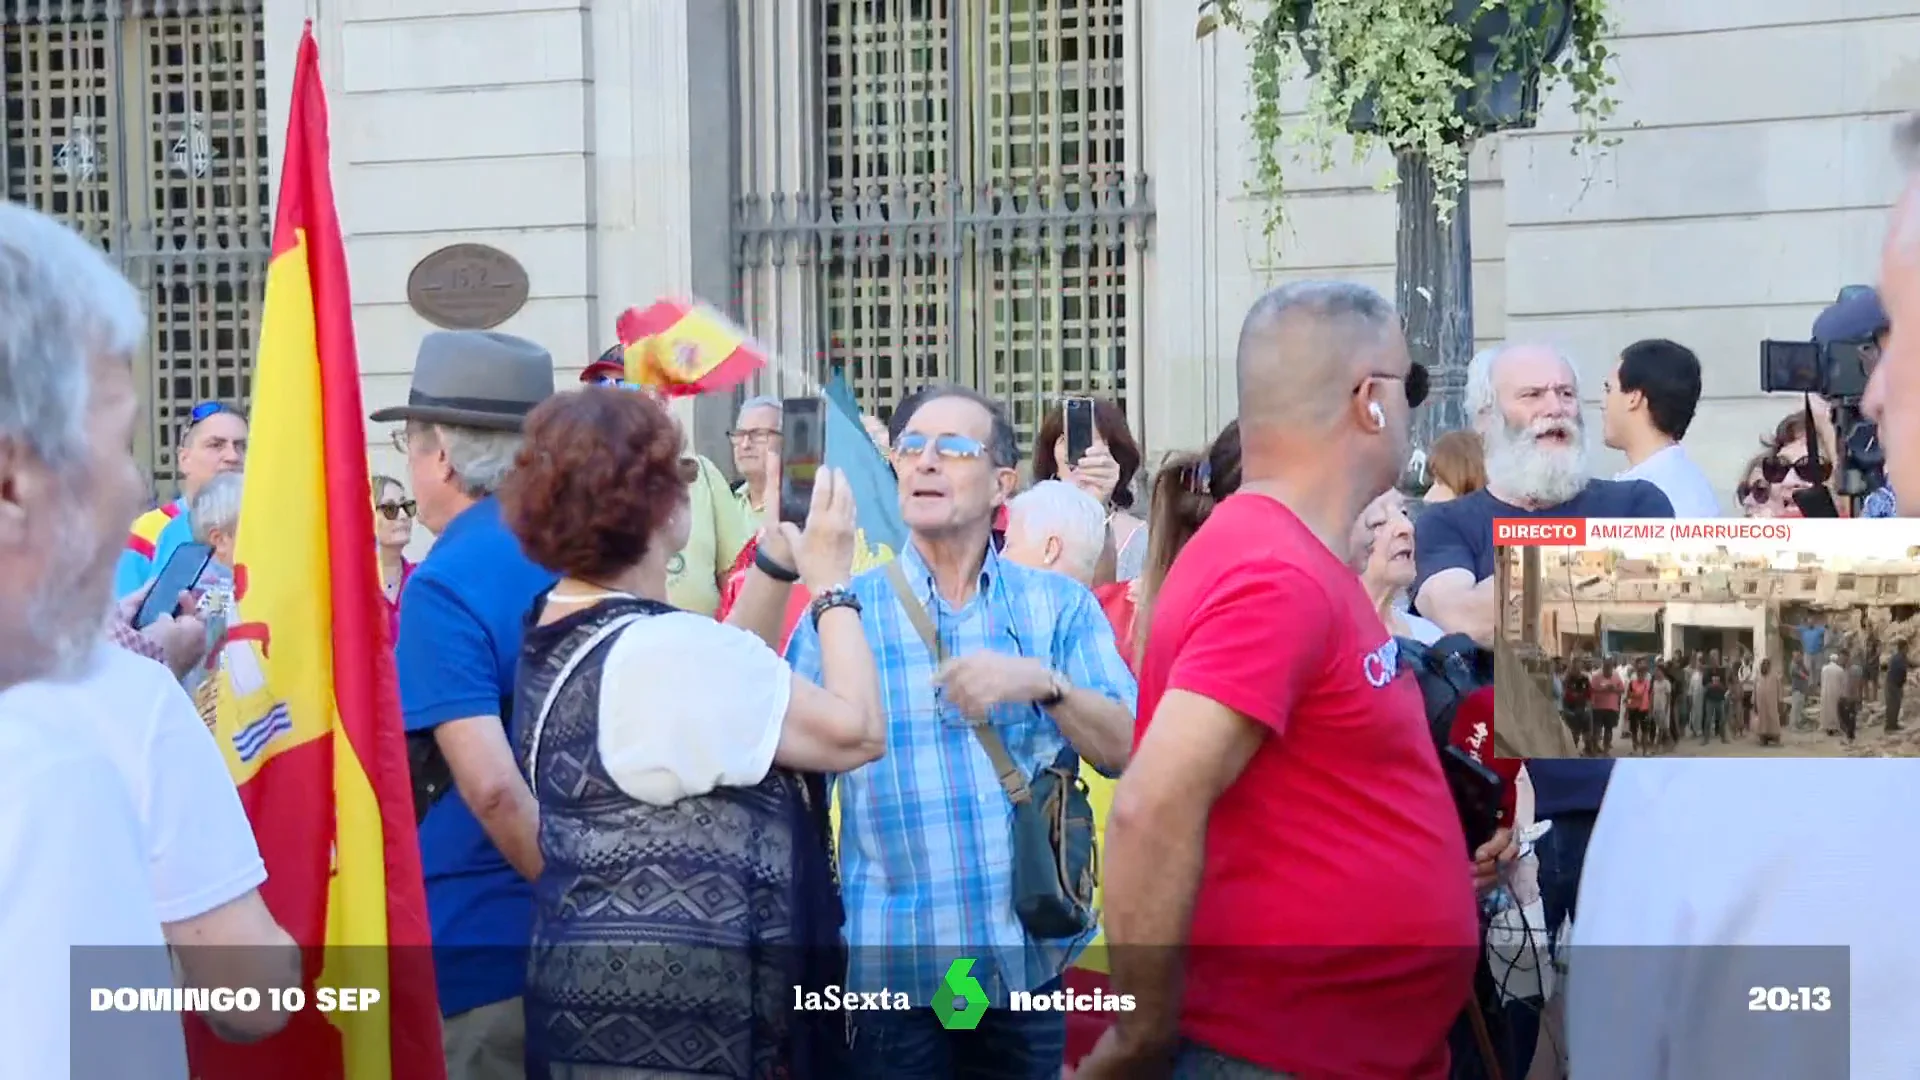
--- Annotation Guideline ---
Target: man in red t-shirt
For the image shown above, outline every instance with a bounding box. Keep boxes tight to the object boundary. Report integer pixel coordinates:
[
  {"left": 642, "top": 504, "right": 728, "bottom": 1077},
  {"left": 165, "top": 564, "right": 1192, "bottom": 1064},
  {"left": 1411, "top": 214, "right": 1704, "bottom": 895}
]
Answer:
[{"left": 1076, "top": 282, "right": 1483, "bottom": 1080}]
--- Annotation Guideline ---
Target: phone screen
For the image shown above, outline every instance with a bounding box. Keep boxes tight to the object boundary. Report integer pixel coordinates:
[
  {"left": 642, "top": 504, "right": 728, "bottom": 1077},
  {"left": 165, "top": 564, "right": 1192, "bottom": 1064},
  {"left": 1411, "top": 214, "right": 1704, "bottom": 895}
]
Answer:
[
  {"left": 1064, "top": 397, "right": 1095, "bottom": 466},
  {"left": 780, "top": 397, "right": 825, "bottom": 526},
  {"left": 134, "top": 542, "right": 215, "bottom": 630}
]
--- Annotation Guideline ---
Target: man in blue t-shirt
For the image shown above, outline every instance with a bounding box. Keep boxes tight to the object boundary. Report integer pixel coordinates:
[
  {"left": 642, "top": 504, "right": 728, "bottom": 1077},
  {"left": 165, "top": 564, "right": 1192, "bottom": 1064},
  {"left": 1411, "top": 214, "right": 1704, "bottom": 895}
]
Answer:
[
  {"left": 371, "top": 330, "right": 559, "bottom": 1077},
  {"left": 1411, "top": 342, "right": 1673, "bottom": 952}
]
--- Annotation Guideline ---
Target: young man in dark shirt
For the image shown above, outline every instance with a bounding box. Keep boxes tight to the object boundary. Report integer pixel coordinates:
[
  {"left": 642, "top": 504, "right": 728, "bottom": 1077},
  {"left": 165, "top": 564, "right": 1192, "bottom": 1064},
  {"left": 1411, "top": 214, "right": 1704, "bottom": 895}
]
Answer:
[{"left": 1701, "top": 649, "right": 1728, "bottom": 743}]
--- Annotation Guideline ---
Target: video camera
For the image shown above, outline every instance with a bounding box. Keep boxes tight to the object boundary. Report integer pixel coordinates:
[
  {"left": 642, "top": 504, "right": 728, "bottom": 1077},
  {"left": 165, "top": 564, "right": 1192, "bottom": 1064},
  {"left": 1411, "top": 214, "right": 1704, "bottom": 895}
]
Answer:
[{"left": 1759, "top": 286, "right": 1888, "bottom": 501}]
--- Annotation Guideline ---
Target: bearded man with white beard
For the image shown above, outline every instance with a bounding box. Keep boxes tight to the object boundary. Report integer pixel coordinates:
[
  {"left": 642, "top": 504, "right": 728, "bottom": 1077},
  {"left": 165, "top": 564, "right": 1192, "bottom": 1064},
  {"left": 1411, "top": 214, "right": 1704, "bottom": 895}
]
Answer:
[
  {"left": 1412, "top": 343, "right": 1672, "bottom": 645},
  {"left": 1408, "top": 343, "right": 1671, "bottom": 993}
]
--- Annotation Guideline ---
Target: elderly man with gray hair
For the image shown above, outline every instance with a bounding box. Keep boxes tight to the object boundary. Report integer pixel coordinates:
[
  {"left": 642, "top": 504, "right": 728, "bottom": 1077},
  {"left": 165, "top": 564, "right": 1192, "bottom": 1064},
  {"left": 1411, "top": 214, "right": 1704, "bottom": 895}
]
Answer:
[
  {"left": 0, "top": 204, "right": 297, "bottom": 1078},
  {"left": 1000, "top": 478, "right": 1109, "bottom": 587},
  {"left": 730, "top": 393, "right": 784, "bottom": 517},
  {"left": 370, "top": 329, "right": 559, "bottom": 1078}
]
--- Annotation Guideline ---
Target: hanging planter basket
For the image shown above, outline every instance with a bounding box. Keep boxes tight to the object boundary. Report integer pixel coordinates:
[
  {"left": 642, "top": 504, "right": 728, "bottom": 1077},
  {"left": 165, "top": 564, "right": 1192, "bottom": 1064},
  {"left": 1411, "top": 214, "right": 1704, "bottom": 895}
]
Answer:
[{"left": 1288, "top": 0, "right": 1576, "bottom": 138}]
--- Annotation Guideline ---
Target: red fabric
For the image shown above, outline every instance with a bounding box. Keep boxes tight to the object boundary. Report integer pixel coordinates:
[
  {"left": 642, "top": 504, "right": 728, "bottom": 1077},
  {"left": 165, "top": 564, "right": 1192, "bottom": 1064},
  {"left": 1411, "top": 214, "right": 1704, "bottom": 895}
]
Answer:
[
  {"left": 1094, "top": 581, "right": 1137, "bottom": 675},
  {"left": 1444, "top": 686, "right": 1520, "bottom": 826},
  {"left": 716, "top": 536, "right": 808, "bottom": 648},
  {"left": 1135, "top": 495, "right": 1478, "bottom": 1080},
  {"left": 381, "top": 558, "right": 414, "bottom": 649},
  {"left": 183, "top": 26, "right": 442, "bottom": 1080}
]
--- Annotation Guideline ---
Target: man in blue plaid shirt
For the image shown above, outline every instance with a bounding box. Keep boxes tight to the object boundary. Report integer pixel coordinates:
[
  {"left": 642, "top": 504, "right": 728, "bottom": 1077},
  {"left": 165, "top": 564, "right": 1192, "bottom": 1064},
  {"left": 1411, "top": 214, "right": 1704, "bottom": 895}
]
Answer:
[{"left": 787, "top": 385, "right": 1137, "bottom": 1079}]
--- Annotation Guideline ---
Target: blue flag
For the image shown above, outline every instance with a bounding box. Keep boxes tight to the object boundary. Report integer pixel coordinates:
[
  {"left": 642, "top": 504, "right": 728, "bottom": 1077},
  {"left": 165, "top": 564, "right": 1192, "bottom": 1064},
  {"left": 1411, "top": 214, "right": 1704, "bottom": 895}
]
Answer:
[{"left": 823, "top": 373, "right": 906, "bottom": 571}]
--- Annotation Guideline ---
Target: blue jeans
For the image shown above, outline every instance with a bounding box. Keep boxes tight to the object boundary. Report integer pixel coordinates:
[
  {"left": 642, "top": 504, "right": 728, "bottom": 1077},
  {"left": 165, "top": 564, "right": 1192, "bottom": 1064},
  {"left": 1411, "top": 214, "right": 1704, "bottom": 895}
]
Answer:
[
  {"left": 1533, "top": 810, "right": 1596, "bottom": 962},
  {"left": 848, "top": 983, "right": 1066, "bottom": 1080}
]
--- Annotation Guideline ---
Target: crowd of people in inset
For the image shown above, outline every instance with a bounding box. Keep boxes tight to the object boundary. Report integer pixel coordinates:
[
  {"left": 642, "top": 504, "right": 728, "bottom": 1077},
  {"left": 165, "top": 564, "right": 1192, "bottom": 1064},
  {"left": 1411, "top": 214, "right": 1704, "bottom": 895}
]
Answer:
[
  {"left": 1546, "top": 617, "right": 1915, "bottom": 758},
  {"left": 14, "top": 115, "right": 1920, "bottom": 1080}
]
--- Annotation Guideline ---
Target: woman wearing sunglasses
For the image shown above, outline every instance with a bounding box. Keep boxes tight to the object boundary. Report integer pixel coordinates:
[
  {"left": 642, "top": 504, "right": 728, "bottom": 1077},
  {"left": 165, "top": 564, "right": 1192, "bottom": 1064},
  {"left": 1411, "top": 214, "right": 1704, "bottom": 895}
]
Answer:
[
  {"left": 372, "top": 474, "right": 417, "bottom": 645},
  {"left": 1739, "top": 413, "right": 1838, "bottom": 517}
]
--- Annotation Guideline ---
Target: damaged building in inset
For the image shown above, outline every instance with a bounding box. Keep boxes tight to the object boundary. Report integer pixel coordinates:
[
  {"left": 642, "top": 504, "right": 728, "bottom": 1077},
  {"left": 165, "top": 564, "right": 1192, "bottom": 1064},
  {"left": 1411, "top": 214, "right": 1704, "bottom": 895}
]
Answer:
[{"left": 1501, "top": 545, "right": 1920, "bottom": 665}]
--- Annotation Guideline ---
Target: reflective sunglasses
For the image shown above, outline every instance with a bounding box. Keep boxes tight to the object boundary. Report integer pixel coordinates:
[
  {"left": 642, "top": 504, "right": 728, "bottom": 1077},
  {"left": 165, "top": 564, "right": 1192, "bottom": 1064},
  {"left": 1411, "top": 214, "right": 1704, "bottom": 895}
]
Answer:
[
  {"left": 589, "top": 374, "right": 643, "bottom": 391},
  {"left": 892, "top": 432, "right": 987, "bottom": 461},
  {"left": 1759, "top": 456, "right": 1830, "bottom": 485},
  {"left": 188, "top": 400, "right": 238, "bottom": 425},
  {"left": 376, "top": 500, "right": 416, "bottom": 521}
]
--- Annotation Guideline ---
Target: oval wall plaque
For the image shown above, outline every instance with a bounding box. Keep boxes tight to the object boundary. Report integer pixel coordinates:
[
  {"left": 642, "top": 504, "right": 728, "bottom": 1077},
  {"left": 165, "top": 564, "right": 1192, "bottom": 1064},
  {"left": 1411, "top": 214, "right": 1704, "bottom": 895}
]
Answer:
[{"left": 406, "top": 243, "right": 530, "bottom": 330}]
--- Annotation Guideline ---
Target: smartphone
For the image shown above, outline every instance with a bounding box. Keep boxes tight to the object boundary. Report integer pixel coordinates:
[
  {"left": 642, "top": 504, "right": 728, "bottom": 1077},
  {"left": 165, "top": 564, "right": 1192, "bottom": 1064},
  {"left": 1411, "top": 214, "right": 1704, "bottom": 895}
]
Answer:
[
  {"left": 1064, "top": 397, "right": 1095, "bottom": 466},
  {"left": 1440, "top": 744, "right": 1503, "bottom": 856},
  {"left": 780, "top": 397, "right": 824, "bottom": 526},
  {"left": 134, "top": 542, "right": 215, "bottom": 630}
]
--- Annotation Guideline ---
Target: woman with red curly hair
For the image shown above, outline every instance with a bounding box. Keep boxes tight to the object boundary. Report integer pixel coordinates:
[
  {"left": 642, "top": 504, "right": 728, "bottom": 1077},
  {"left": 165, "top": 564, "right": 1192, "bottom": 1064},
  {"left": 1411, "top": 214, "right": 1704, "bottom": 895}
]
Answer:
[{"left": 498, "top": 387, "right": 885, "bottom": 1079}]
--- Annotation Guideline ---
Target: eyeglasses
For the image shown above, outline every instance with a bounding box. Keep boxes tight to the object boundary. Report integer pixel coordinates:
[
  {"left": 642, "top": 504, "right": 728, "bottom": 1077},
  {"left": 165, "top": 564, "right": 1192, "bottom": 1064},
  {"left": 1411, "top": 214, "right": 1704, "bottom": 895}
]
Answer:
[
  {"left": 729, "top": 427, "right": 782, "bottom": 445},
  {"left": 376, "top": 500, "right": 417, "bottom": 521},
  {"left": 390, "top": 428, "right": 410, "bottom": 455},
  {"left": 1361, "top": 362, "right": 1429, "bottom": 409},
  {"left": 1737, "top": 480, "right": 1771, "bottom": 506},
  {"left": 1759, "top": 456, "right": 1830, "bottom": 485},
  {"left": 892, "top": 432, "right": 987, "bottom": 461}
]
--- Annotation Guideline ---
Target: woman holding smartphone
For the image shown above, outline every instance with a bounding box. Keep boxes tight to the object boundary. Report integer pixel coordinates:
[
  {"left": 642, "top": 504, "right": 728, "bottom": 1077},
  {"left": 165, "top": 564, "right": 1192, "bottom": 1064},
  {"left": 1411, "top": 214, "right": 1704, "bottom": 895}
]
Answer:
[{"left": 1033, "top": 397, "right": 1148, "bottom": 582}]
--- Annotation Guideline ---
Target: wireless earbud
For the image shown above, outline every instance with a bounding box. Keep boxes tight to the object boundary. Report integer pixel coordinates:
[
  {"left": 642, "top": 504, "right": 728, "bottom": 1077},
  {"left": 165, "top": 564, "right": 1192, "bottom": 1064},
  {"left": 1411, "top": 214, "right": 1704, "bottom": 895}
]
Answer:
[{"left": 1368, "top": 402, "right": 1387, "bottom": 427}]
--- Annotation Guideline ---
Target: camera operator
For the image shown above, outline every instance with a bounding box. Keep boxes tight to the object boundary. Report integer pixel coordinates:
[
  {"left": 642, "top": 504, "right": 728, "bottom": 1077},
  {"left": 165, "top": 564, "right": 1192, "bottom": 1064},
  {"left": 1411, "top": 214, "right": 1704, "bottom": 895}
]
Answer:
[
  {"left": 1863, "top": 115, "right": 1920, "bottom": 507},
  {"left": 1813, "top": 288, "right": 1896, "bottom": 515}
]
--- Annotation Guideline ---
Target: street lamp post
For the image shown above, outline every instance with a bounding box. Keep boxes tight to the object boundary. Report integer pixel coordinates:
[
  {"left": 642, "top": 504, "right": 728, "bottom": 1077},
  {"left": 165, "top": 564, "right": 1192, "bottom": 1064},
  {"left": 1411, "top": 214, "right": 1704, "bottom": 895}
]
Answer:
[{"left": 1268, "top": 0, "right": 1577, "bottom": 468}]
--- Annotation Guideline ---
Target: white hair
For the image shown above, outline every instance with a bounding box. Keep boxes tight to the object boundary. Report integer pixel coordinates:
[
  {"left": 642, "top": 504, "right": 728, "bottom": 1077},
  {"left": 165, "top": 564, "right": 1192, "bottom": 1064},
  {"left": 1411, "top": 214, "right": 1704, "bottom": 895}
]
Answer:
[
  {"left": 190, "top": 471, "right": 245, "bottom": 544},
  {"left": 435, "top": 425, "right": 523, "bottom": 497},
  {"left": 1470, "top": 342, "right": 1591, "bottom": 505},
  {"left": 737, "top": 395, "right": 783, "bottom": 422},
  {"left": 1008, "top": 480, "right": 1107, "bottom": 579},
  {"left": 0, "top": 203, "right": 145, "bottom": 473}
]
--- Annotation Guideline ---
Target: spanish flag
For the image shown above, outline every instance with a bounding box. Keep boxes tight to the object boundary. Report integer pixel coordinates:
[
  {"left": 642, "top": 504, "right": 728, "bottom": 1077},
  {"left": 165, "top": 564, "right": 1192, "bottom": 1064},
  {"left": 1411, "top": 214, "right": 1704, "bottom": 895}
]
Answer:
[
  {"left": 191, "top": 24, "right": 442, "bottom": 1080},
  {"left": 616, "top": 298, "right": 767, "bottom": 396}
]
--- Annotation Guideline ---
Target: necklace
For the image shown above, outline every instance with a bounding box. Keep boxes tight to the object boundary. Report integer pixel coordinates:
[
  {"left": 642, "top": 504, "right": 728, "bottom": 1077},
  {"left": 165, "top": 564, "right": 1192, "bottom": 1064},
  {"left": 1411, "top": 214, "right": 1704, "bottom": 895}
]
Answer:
[{"left": 547, "top": 586, "right": 636, "bottom": 604}]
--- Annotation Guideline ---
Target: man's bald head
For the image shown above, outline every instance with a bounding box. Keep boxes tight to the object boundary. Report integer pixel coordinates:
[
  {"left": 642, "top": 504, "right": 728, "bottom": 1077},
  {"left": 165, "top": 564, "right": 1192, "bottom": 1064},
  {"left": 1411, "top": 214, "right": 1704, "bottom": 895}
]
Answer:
[{"left": 1234, "top": 281, "right": 1401, "bottom": 432}]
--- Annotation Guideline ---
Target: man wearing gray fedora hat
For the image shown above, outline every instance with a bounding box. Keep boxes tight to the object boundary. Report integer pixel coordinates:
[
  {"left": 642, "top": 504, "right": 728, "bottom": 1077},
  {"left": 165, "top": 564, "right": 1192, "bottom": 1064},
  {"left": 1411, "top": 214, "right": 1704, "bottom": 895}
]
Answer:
[{"left": 372, "top": 329, "right": 559, "bottom": 1078}]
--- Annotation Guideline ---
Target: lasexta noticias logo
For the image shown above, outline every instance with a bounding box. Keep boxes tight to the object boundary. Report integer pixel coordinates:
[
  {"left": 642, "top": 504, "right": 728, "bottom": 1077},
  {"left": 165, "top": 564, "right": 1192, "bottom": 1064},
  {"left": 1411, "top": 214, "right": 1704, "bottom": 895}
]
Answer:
[{"left": 931, "top": 958, "right": 990, "bottom": 1030}]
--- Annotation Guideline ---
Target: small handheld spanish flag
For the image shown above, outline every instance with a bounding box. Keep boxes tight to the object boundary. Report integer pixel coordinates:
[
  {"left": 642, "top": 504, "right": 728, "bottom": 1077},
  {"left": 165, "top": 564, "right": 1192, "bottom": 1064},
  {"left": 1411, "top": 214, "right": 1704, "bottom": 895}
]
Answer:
[{"left": 615, "top": 298, "right": 768, "bottom": 397}]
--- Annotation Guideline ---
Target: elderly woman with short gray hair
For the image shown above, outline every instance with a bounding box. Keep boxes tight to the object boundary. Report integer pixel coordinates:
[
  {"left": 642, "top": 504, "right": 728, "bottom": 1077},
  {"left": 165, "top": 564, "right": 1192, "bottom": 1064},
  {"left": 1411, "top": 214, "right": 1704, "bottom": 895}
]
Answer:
[{"left": 189, "top": 470, "right": 244, "bottom": 579}]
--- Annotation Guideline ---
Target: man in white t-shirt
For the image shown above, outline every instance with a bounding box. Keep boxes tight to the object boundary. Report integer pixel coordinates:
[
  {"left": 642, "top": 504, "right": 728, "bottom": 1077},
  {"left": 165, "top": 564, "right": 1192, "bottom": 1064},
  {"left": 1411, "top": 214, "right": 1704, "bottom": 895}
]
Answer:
[
  {"left": 1571, "top": 758, "right": 1914, "bottom": 1078},
  {"left": 0, "top": 205, "right": 188, "bottom": 1077},
  {"left": 1602, "top": 338, "right": 1722, "bottom": 516},
  {"left": 10, "top": 643, "right": 301, "bottom": 1039}
]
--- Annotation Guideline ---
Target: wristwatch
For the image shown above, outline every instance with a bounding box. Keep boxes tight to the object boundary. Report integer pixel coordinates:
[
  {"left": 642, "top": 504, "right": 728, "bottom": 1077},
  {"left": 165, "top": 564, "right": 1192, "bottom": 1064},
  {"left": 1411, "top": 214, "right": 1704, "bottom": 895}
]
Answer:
[{"left": 1038, "top": 672, "right": 1070, "bottom": 708}]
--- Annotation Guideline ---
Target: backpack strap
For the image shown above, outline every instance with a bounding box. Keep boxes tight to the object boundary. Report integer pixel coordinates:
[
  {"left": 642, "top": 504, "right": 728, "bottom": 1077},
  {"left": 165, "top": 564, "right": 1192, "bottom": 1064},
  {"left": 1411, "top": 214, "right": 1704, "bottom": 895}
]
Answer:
[{"left": 525, "top": 612, "right": 645, "bottom": 791}]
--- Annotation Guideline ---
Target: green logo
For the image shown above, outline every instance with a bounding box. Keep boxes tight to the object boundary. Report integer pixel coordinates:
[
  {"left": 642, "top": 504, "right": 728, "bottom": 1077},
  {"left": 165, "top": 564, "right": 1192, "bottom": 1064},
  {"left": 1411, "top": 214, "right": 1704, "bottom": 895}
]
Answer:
[{"left": 931, "top": 958, "right": 990, "bottom": 1030}]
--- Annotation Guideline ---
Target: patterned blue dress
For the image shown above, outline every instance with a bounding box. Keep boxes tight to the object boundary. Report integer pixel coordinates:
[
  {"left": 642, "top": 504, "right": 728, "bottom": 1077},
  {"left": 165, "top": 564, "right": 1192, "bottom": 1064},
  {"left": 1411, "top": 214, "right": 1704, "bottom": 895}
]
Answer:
[{"left": 514, "top": 597, "right": 847, "bottom": 1079}]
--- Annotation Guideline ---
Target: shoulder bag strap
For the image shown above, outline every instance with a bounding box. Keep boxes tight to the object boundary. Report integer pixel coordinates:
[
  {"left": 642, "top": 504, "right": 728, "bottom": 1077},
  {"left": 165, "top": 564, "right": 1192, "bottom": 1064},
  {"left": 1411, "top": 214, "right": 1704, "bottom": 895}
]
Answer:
[
  {"left": 526, "top": 612, "right": 644, "bottom": 791},
  {"left": 881, "top": 560, "right": 1033, "bottom": 806}
]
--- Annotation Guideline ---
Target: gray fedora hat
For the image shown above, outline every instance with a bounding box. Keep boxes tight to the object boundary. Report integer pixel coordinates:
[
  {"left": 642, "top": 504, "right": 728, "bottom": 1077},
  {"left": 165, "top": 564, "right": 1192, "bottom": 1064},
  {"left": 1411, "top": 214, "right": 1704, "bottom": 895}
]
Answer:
[{"left": 370, "top": 330, "right": 555, "bottom": 432}]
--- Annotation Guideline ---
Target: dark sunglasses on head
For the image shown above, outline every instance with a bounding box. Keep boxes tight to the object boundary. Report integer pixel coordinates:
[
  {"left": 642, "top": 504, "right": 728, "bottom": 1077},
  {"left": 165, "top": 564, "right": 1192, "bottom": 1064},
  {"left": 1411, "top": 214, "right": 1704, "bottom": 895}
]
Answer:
[
  {"left": 376, "top": 500, "right": 416, "bottom": 521},
  {"left": 892, "top": 432, "right": 987, "bottom": 461},
  {"left": 1759, "top": 456, "right": 1830, "bottom": 485}
]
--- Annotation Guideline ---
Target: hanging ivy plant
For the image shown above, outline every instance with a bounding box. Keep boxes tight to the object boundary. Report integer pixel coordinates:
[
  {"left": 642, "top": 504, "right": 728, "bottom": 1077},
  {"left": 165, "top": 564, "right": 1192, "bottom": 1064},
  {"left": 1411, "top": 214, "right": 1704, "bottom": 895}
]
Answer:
[{"left": 1197, "top": 0, "right": 1621, "bottom": 242}]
